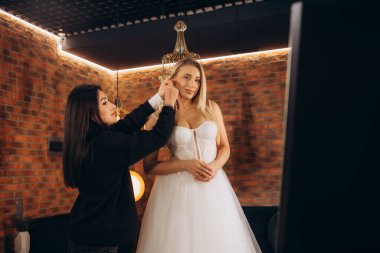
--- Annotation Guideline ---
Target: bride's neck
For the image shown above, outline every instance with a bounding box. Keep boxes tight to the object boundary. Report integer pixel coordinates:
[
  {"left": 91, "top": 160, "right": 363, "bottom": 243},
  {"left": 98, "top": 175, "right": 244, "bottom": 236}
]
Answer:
[{"left": 177, "top": 96, "right": 194, "bottom": 110}]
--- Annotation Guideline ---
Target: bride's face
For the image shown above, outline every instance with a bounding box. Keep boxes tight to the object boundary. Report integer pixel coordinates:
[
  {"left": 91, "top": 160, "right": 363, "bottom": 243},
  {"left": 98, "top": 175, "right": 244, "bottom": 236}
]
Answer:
[{"left": 173, "top": 65, "right": 201, "bottom": 100}]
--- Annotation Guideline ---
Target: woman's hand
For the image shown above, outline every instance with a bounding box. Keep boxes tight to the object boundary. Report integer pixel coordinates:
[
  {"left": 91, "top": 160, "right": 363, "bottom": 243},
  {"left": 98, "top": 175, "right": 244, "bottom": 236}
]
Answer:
[
  {"left": 182, "top": 160, "right": 214, "bottom": 181},
  {"left": 157, "top": 80, "right": 167, "bottom": 99},
  {"left": 164, "top": 81, "right": 179, "bottom": 107},
  {"left": 158, "top": 79, "right": 176, "bottom": 100}
]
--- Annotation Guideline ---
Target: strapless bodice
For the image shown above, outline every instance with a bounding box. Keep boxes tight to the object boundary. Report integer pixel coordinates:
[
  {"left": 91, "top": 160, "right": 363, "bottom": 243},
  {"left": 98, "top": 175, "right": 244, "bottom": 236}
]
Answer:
[{"left": 167, "top": 121, "right": 217, "bottom": 163}]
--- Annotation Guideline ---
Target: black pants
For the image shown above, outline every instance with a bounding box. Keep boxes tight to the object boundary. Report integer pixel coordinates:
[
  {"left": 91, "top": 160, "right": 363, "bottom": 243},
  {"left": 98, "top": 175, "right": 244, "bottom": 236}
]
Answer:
[{"left": 68, "top": 239, "right": 135, "bottom": 253}]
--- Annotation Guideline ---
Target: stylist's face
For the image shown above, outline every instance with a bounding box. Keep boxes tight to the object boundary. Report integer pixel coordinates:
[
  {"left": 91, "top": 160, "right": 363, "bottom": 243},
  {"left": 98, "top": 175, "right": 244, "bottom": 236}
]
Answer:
[
  {"left": 98, "top": 90, "right": 117, "bottom": 125},
  {"left": 173, "top": 65, "right": 201, "bottom": 100}
]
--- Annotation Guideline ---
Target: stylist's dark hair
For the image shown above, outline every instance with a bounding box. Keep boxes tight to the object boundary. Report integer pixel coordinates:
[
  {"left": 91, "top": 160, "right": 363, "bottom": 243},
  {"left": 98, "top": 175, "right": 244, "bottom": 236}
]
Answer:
[{"left": 63, "top": 84, "right": 102, "bottom": 188}]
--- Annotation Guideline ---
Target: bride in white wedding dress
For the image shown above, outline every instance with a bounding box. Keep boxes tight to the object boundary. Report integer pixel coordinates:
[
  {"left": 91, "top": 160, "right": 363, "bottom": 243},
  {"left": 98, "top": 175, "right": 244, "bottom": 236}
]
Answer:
[{"left": 136, "top": 58, "right": 262, "bottom": 253}]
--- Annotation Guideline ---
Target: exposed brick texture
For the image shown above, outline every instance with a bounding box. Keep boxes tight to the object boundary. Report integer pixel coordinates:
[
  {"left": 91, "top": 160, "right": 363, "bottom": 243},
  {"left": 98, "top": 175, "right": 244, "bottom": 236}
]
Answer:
[
  {"left": 0, "top": 12, "right": 113, "bottom": 252},
  {"left": 0, "top": 10, "right": 288, "bottom": 253},
  {"left": 119, "top": 52, "right": 288, "bottom": 216}
]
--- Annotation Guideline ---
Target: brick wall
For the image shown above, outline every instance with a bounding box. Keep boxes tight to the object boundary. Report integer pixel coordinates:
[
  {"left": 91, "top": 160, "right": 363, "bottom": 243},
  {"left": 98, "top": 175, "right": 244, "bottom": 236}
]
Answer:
[
  {"left": 0, "top": 12, "right": 113, "bottom": 252},
  {"left": 118, "top": 50, "right": 288, "bottom": 215},
  {"left": 0, "top": 9, "right": 288, "bottom": 253}
]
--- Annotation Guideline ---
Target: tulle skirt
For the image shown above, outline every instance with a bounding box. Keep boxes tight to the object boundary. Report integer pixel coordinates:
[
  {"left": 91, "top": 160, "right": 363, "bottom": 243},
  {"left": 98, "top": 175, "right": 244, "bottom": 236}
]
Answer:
[{"left": 136, "top": 169, "right": 262, "bottom": 253}]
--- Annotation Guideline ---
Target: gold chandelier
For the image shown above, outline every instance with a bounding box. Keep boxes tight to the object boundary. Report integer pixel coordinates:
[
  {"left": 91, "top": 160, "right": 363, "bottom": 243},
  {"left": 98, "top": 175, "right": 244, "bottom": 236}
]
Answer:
[{"left": 159, "top": 20, "right": 200, "bottom": 81}]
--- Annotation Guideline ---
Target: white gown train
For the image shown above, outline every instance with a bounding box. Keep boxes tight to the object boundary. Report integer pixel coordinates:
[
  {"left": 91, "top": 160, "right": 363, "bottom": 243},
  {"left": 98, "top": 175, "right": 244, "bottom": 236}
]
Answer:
[{"left": 136, "top": 121, "right": 262, "bottom": 253}]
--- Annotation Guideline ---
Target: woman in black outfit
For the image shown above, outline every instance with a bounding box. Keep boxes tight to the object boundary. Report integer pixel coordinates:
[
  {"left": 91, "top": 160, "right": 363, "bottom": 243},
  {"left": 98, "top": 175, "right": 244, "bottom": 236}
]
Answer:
[{"left": 63, "top": 81, "right": 178, "bottom": 253}]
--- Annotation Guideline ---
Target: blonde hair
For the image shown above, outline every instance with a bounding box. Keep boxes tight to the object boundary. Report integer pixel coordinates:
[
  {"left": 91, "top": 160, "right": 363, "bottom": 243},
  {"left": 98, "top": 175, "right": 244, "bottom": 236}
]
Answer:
[
  {"left": 169, "top": 58, "right": 215, "bottom": 121},
  {"left": 144, "top": 59, "right": 215, "bottom": 131}
]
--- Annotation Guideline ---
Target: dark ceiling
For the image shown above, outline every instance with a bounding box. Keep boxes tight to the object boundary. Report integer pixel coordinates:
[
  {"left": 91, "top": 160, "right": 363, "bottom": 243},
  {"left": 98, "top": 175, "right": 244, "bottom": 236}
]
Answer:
[
  {"left": 0, "top": 0, "right": 260, "bottom": 35},
  {"left": 0, "top": 0, "right": 294, "bottom": 69}
]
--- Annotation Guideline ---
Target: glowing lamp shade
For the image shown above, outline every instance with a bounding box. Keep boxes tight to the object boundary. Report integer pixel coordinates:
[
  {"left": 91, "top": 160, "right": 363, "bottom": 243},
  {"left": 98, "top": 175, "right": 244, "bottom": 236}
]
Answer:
[{"left": 130, "top": 171, "right": 145, "bottom": 202}]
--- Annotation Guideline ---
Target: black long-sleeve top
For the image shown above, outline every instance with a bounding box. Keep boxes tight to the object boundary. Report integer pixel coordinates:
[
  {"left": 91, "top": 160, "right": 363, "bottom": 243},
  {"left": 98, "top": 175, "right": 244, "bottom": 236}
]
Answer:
[{"left": 69, "top": 101, "right": 175, "bottom": 247}]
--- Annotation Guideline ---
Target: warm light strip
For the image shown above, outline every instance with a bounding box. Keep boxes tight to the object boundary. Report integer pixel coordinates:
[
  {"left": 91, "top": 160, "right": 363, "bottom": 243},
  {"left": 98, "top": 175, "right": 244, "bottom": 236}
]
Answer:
[
  {"left": 200, "top": 48, "right": 290, "bottom": 63},
  {"left": 1, "top": 8, "right": 112, "bottom": 73},
  {"left": 0, "top": 8, "right": 59, "bottom": 40},
  {"left": 117, "top": 63, "right": 164, "bottom": 74},
  {"left": 1, "top": 8, "right": 289, "bottom": 74},
  {"left": 117, "top": 48, "right": 290, "bottom": 73},
  {"left": 58, "top": 45, "right": 114, "bottom": 73}
]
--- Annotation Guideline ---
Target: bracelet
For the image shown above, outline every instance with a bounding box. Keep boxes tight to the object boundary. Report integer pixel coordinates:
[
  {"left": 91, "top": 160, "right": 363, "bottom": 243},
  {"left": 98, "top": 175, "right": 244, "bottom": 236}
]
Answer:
[{"left": 163, "top": 103, "right": 175, "bottom": 110}]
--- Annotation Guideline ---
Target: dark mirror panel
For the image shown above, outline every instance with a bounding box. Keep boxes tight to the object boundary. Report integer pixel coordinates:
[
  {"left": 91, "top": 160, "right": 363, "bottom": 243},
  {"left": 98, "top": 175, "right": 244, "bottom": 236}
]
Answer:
[{"left": 277, "top": 2, "right": 379, "bottom": 253}]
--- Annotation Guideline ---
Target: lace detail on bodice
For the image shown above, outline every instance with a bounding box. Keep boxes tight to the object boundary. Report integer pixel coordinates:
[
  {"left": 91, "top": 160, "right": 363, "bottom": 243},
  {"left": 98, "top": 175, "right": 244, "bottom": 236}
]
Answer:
[{"left": 167, "top": 121, "right": 217, "bottom": 163}]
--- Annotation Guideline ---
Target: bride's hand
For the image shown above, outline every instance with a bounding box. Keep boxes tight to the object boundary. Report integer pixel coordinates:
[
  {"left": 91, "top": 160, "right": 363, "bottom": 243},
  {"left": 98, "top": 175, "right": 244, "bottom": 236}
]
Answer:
[
  {"left": 194, "top": 163, "right": 218, "bottom": 182},
  {"left": 183, "top": 160, "right": 214, "bottom": 181}
]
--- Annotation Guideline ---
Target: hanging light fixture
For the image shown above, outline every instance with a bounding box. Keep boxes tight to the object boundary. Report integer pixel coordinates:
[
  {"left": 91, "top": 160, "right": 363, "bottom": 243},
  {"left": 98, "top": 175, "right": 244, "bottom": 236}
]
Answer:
[
  {"left": 159, "top": 20, "right": 200, "bottom": 81},
  {"left": 113, "top": 0, "right": 130, "bottom": 120},
  {"left": 114, "top": 68, "right": 123, "bottom": 121},
  {"left": 114, "top": 0, "right": 123, "bottom": 121},
  {"left": 113, "top": 0, "right": 144, "bottom": 201},
  {"left": 114, "top": 77, "right": 130, "bottom": 120},
  {"left": 114, "top": 64, "right": 128, "bottom": 120}
]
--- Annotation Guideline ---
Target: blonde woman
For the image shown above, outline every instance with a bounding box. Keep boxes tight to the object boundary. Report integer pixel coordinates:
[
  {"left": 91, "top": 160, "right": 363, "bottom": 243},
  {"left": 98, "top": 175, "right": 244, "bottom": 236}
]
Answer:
[{"left": 136, "top": 59, "right": 262, "bottom": 253}]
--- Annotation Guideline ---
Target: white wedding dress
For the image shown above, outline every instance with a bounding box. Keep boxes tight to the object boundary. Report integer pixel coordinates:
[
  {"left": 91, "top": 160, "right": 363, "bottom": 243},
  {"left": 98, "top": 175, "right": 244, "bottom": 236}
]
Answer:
[{"left": 136, "top": 121, "right": 262, "bottom": 253}]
